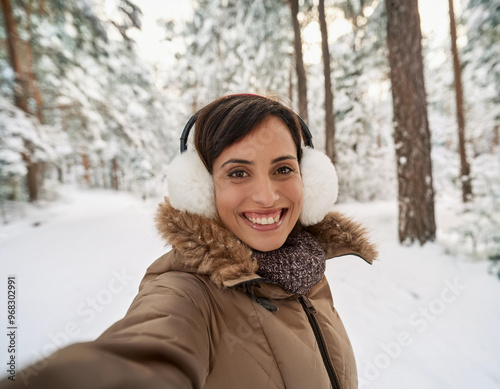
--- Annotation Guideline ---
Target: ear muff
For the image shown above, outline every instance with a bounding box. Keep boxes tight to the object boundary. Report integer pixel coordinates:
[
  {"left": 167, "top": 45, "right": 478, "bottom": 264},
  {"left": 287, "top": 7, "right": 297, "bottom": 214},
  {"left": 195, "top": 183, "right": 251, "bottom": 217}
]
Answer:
[
  {"left": 167, "top": 110, "right": 338, "bottom": 226},
  {"left": 167, "top": 149, "right": 217, "bottom": 219},
  {"left": 299, "top": 146, "right": 338, "bottom": 225}
]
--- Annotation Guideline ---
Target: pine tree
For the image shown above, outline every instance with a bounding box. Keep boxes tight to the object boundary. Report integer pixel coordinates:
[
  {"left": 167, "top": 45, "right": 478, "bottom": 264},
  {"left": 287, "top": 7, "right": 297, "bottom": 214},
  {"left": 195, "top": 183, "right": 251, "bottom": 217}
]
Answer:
[
  {"left": 318, "top": 0, "right": 336, "bottom": 164},
  {"left": 462, "top": 0, "right": 500, "bottom": 155},
  {"left": 1, "top": 0, "right": 29, "bottom": 112},
  {"left": 288, "top": 0, "right": 308, "bottom": 121},
  {"left": 0, "top": 0, "right": 175, "bottom": 201},
  {"left": 1, "top": 0, "right": 47, "bottom": 200},
  {"left": 385, "top": 0, "right": 436, "bottom": 244},
  {"left": 167, "top": 0, "right": 293, "bottom": 108},
  {"left": 448, "top": 0, "right": 472, "bottom": 203},
  {"left": 329, "top": 0, "right": 395, "bottom": 202}
]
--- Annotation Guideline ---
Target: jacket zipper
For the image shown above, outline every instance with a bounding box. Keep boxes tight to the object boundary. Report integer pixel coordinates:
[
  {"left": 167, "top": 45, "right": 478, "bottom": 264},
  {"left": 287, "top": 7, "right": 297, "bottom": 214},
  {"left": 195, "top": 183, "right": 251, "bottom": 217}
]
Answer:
[{"left": 298, "top": 296, "right": 341, "bottom": 389}]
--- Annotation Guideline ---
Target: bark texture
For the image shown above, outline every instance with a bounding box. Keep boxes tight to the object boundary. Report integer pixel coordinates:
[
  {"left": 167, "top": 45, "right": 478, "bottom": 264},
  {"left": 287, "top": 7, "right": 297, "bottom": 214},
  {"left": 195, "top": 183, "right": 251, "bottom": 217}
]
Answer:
[
  {"left": 2, "top": 0, "right": 43, "bottom": 201},
  {"left": 448, "top": 0, "right": 472, "bottom": 202},
  {"left": 492, "top": 125, "right": 499, "bottom": 152},
  {"left": 1, "top": 0, "right": 29, "bottom": 112},
  {"left": 289, "top": 0, "right": 308, "bottom": 122},
  {"left": 386, "top": 0, "right": 436, "bottom": 244},
  {"left": 23, "top": 0, "right": 45, "bottom": 124},
  {"left": 319, "top": 0, "right": 336, "bottom": 164}
]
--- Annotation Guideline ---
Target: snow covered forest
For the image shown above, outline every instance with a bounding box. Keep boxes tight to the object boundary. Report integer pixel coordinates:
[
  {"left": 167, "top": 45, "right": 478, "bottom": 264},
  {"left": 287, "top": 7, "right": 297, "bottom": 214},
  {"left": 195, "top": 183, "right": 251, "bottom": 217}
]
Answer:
[
  {"left": 1, "top": 0, "right": 499, "bottom": 254},
  {"left": 1, "top": 0, "right": 499, "bottom": 253},
  {"left": 0, "top": 0, "right": 499, "bottom": 387}
]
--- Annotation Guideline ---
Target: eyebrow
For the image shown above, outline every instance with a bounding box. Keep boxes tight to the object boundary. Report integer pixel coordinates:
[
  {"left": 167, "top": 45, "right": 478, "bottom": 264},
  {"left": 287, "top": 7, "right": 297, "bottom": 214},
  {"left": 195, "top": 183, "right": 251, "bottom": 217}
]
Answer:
[
  {"left": 272, "top": 155, "right": 297, "bottom": 164},
  {"left": 220, "top": 155, "right": 297, "bottom": 169}
]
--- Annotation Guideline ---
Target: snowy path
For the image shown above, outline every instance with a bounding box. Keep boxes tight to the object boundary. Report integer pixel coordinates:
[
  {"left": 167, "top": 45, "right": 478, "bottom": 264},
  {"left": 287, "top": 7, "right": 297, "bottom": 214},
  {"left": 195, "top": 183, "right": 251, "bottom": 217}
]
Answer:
[{"left": 1, "top": 188, "right": 499, "bottom": 388}]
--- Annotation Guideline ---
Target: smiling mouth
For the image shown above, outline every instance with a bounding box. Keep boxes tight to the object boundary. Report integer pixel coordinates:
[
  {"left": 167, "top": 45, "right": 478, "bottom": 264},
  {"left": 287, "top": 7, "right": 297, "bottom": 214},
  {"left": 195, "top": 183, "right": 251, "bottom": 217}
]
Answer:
[{"left": 243, "top": 209, "right": 285, "bottom": 225}]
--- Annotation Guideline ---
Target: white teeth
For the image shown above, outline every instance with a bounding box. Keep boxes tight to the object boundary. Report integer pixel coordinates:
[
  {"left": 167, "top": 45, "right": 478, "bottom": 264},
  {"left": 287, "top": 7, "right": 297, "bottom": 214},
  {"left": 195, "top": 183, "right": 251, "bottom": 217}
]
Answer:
[{"left": 245, "top": 212, "right": 282, "bottom": 225}]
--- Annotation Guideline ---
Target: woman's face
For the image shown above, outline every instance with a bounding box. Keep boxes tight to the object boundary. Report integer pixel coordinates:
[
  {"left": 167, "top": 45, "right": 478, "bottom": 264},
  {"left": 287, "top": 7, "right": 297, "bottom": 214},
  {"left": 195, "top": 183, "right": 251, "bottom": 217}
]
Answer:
[{"left": 212, "top": 115, "right": 303, "bottom": 252}]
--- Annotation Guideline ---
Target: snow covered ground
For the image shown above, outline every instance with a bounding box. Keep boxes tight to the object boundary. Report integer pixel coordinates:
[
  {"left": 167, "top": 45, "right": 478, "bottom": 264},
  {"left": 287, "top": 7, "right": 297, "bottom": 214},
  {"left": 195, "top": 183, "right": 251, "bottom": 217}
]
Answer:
[{"left": 1, "top": 187, "right": 499, "bottom": 388}]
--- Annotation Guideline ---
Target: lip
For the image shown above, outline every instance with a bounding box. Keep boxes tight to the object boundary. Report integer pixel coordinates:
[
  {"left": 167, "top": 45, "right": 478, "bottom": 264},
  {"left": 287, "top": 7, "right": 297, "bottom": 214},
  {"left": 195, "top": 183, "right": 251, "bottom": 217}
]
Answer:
[{"left": 240, "top": 209, "right": 287, "bottom": 231}]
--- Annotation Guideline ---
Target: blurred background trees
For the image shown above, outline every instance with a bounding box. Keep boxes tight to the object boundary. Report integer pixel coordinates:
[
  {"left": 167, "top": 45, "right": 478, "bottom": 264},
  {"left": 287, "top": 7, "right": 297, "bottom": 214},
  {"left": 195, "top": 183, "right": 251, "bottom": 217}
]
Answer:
[
  {"left": 0, "top": 0, "right": 176, "bottom": 205},
  {"left": 0, "top": 0, "right": 499, "bottom": 253}
]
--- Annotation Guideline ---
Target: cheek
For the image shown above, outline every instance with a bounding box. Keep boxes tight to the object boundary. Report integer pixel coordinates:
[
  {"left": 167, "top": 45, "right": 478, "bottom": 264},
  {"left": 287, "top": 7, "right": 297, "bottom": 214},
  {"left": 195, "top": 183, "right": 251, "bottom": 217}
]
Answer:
[
  {"left": 284, "top": 178, "right": 304, "bottom": 207},
  {"left": 214, "top": 183, "right": 241, "bottom": 217}
]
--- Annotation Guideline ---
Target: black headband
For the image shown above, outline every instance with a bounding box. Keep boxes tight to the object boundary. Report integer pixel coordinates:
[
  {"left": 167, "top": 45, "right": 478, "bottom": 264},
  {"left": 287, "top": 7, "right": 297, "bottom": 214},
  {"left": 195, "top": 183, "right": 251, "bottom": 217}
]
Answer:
[{"left": 179, "top": 111, "right": 314, "bottom": 153}]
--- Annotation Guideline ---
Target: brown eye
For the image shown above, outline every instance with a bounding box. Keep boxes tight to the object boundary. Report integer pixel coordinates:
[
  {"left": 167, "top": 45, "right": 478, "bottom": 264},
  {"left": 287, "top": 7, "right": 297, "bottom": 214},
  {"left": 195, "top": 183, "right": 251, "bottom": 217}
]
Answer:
[
  {"left": 276, "top": 166, "right": 293, "bottom": 175},
  {"left": 228, "top": 170, "right": 248, "bottom": 178}
]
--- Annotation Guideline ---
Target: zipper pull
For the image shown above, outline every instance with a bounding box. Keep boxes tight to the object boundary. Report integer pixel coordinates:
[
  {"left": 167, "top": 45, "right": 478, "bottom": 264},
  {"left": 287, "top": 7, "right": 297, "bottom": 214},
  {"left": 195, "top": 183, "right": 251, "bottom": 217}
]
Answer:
[
  {"left": 300, "top": 296, "right": 317, "bottom": 314},
  {"left": 243, "top": 282, "right": 278, "bottom": 312}
]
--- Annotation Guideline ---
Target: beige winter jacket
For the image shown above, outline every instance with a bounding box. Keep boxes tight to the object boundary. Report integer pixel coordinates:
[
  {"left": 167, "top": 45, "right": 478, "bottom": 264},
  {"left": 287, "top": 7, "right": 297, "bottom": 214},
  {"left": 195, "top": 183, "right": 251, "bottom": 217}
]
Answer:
[{"left": 0, "top": 198, "right": 377, "bottom": 389}]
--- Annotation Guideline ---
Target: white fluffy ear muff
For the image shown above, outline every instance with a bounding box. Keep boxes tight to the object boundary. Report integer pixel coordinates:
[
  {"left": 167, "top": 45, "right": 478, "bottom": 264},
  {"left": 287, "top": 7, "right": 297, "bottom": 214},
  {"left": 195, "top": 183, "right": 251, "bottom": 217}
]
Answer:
[
  {"left": 299, "top": 146, "right": 339, "bottom": 226},
  {"left": 167, "top": 150, "right": 217, "bottom": 219}
]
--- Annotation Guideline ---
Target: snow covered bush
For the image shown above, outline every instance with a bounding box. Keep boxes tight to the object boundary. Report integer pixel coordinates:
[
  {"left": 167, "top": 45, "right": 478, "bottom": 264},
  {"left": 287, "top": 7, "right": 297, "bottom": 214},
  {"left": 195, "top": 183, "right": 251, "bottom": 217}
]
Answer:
[
  {"left": 0, "top": 99, "right": 63, "bottom": 200},
  {"left": 446, "top": 153, "right": 500, "bottom": 260}
]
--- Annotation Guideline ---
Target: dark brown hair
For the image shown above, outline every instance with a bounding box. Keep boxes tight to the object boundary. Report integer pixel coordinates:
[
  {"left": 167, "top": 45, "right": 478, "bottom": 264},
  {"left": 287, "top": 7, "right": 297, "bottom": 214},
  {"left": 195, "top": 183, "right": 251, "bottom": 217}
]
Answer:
[{"left": 194, "top": 94, "right": 303, "bottom": 173}]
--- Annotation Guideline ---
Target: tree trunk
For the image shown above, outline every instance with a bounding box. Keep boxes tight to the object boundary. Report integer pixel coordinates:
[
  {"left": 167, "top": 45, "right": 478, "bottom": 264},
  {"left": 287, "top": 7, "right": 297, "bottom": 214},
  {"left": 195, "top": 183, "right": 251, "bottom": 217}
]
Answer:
[
  {"left": 1, "top": 0, "right": 29, "bottom": 112},
  {"left": 26, "top": 163, "right": 38, "bottom": 202},
  {"left": 492, "top": 125, "right": 499, "bottom": 152},
  {"left": 101, "top": 158, "right": 108, "bottom": 188},
  {"left": 22, "top": 0, "right": 45, "bottom": 124},
  {"left": 112, "top": 158, "right": 119, "bottom": 190},
  {"left": 288, "top": 0, "right": 308, "bottom": 122},
  {"left": 318, "top": 0, "right": 336, "bottom": 164},
  {"left": 81, "top": 153, "right": 91, "bottom": 186},
  {"left": 2, "top": 0, "right": 46, "bottom": 201},
  {"left": 386, "top": 0, "right": 436, "bottom": 245},
  {"left": 57, "top": 165, "right": 64, "bottom": 184},
  {"left": 448, "top": 0, "right": 472, "bottom": 202}
]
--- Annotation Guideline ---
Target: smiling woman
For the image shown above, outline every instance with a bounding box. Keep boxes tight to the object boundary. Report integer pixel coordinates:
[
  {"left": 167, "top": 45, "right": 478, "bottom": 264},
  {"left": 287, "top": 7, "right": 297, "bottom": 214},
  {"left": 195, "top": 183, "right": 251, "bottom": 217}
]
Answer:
[{"left": 0, "top": 94, "right": 378, "bottom": 389}]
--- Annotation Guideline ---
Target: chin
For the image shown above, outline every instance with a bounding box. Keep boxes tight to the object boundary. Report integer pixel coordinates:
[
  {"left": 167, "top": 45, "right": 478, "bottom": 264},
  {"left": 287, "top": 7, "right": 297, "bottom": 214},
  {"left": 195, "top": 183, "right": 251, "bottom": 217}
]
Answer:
[{"left": 245, "top": 236, "right": 287, "bottom": 252}]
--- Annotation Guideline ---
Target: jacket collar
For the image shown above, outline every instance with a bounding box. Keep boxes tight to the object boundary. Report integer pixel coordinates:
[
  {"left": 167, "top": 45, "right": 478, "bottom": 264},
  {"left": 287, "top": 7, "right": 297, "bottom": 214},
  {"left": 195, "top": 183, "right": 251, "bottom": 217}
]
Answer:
[{"left": 152, "top": 197, "right": 378, "bottom": 289}]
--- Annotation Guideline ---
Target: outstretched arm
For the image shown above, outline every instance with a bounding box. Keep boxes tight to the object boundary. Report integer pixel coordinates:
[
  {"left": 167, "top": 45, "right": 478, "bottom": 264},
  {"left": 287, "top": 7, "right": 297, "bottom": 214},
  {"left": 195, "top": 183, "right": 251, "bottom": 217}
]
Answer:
[{"left": 1, "top": 272, "right": 211, "bottom": 389}]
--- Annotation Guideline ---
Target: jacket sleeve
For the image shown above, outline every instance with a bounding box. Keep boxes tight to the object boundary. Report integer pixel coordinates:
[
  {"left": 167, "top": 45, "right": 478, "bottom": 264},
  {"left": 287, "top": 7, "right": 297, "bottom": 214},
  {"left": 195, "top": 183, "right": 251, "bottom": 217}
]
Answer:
[{"left": 0, "top": 272, "right": 211, "bottom": 389}]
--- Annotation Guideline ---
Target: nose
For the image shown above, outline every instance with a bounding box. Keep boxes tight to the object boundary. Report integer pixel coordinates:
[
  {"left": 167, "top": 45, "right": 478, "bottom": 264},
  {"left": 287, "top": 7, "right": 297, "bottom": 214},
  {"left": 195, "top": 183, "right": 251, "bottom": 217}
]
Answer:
[{"left": 251, "top": 176, "right": 279, "bottom": 206}]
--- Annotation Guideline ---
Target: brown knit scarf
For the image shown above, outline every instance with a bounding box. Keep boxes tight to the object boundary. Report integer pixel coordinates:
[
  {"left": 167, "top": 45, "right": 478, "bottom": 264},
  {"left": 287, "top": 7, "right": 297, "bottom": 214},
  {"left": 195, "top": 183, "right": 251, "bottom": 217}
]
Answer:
[{"left": 253, "top": 230, "right": 326, "bottom": 296}]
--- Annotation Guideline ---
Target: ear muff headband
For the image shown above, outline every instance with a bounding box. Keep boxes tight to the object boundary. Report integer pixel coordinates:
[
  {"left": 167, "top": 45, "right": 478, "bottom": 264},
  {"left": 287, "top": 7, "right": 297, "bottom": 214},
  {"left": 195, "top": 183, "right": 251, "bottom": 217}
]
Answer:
[
  {"left": 180, "top": 112, "right": 199, "bottom": 153},
  {"left": 179, "top": 111, "right": 314, "bottom": 153}
]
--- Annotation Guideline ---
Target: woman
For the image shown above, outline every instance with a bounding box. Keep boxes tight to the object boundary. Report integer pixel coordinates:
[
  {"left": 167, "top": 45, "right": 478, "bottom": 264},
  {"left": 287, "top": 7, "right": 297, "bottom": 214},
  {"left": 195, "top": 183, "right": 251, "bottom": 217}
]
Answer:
[{"left": 1, "top": 94, "right": 377, "bottom": 389}]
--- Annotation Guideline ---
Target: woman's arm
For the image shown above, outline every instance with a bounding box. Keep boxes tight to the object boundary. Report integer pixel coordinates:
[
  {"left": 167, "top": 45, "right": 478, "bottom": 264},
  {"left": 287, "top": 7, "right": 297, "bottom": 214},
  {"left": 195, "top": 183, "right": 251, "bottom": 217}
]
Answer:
[{"left": 1, "top": 271, "right": 211, "bottom": 389}]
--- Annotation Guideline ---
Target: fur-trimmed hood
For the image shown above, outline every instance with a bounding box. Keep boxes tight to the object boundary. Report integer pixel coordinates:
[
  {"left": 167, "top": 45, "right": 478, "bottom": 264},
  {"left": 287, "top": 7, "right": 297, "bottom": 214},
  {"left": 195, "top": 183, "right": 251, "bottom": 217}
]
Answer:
[{"left": 150, "top": 197, "right": 378, "bottom": 289}]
